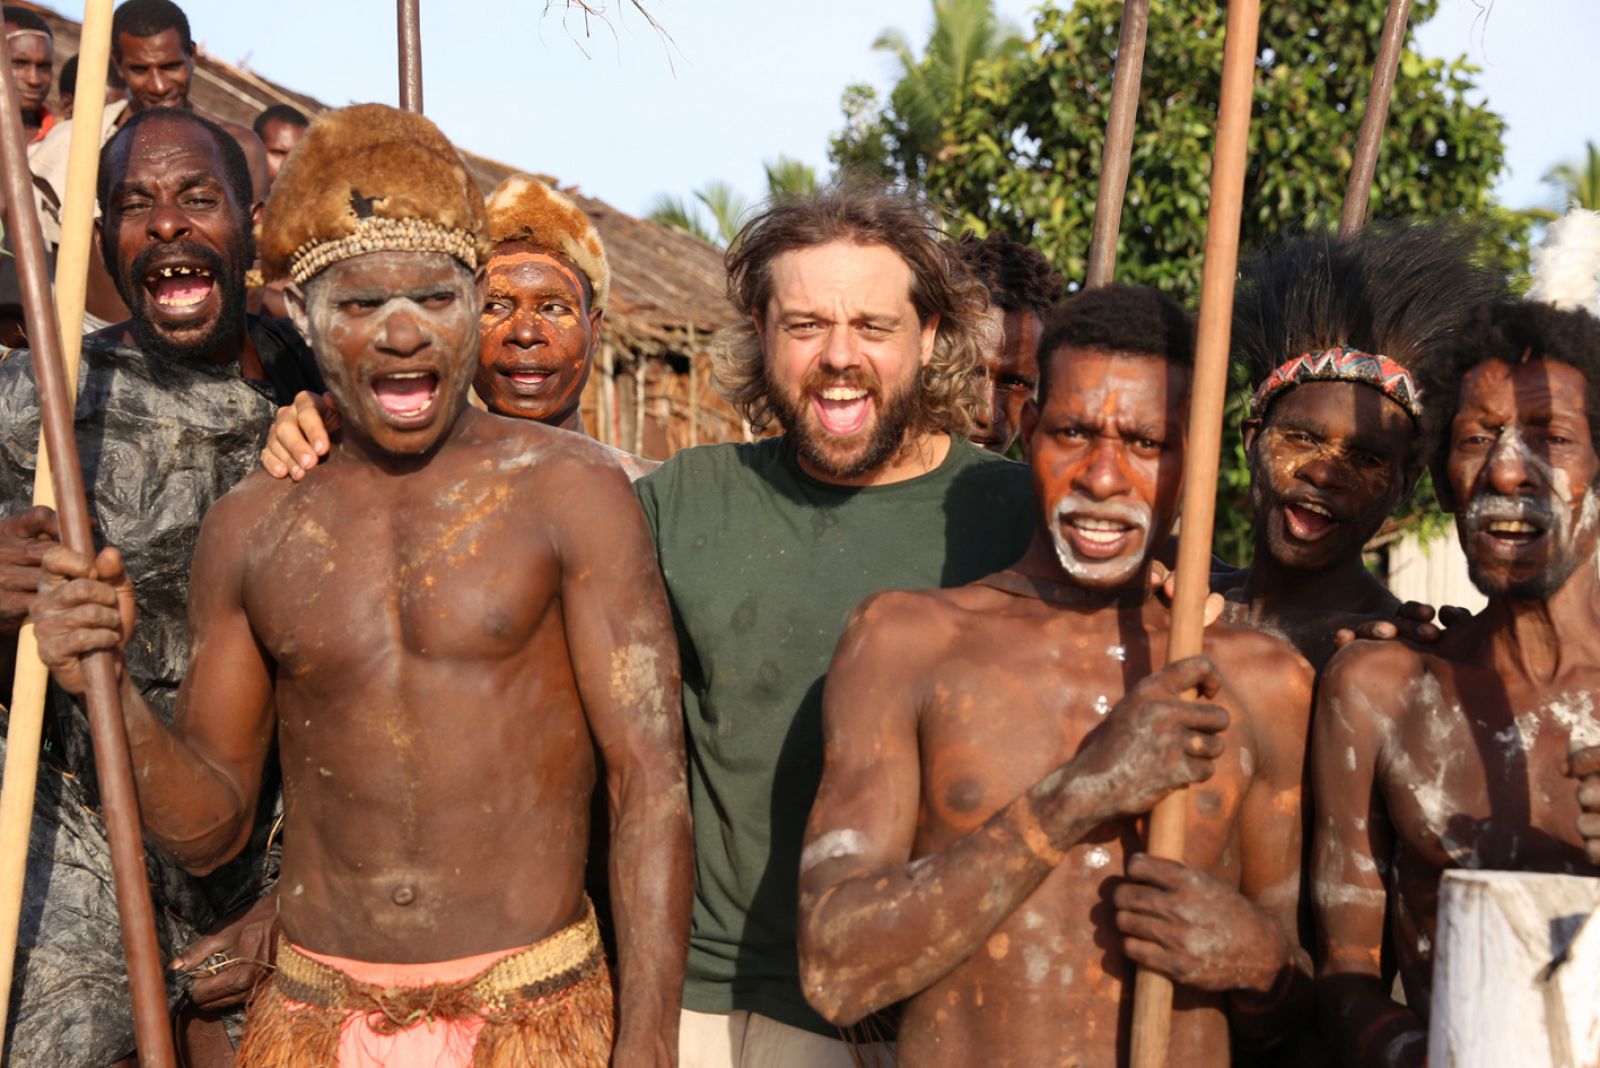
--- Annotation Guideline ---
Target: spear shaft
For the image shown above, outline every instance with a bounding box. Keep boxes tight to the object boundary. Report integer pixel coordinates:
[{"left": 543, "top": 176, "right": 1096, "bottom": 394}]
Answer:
[
  {"left": 1085, "top": 0, "right": 1150, "bottom": 289},
  {"left": 398, "top": 0, "right": 423, "bottom": 113},
  {"left": 1340, "top": 0, "right": 1413, "bottom": 237}
]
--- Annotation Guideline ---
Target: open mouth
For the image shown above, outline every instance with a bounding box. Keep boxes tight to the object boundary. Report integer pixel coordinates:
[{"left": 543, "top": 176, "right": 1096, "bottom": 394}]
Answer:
[
  {"left": 813, "top": 386, "right": 873, "bottom": 436},
  {"left": 1481, "top": 517, "right": 1547, "bottom": 550},
  {"left": 144, "top": 264, "right": 216, "bottom": 310},
  {"left": 1283, "top": 499, "right": 1339, "bottom": 543},
  {"left": 500, "top": 367, "right": 555, "bottom": 396},
  {"left": 371, "top": 370, "right": 440, "bottom": 423},
  {"left": 1062, "top": 515, "right": 1139, "bottom": 559}
]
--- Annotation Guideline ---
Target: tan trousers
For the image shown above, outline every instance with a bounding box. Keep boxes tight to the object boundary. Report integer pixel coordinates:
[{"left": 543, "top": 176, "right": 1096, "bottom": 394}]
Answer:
[{"left": 679, "top": 1008, "right": 894, "bottom": 1068}]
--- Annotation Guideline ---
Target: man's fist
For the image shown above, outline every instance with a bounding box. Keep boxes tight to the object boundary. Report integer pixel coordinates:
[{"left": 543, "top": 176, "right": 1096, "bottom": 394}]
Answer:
[
  {"left": 0, "top": 506, "right": 60, "bottom": 634},
  {"left": 31, "top": 544, "right": 136, "bottom": 695},
  {"left": 1566, "top": 744, "right": 1600, "bottom": 866}
]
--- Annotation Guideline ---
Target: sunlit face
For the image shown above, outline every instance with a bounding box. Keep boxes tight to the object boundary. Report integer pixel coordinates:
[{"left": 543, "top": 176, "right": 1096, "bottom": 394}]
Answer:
[
  {"left": 101, "top": 117, "right": 252, "bottom": 364},
  {"left": 970, "top": 305, "right": 1042, "bottom": 455},
  {"left": 257, "top": 117, "right": 306, "bottom": 183},
  {"left": 758, "top": 240, "right": 937, "bottom": 481},
  {"left": 6, "top": 27, "right": 52, "bottom": 114},
  {"left": 1446, "top": 357, "right": 1600, "bottom": 598},
  {"left": 114, "top": 28, "right": 193, "bottom": 113},
  {"left": 1244, "top": 380, "right": 1415, "bottom": 573},
  {"left": 294, "top": 251, "right": 482, "bottom": 458},
  {"left": 1027, "top": 347, "right": 1189, "bottom": 590},
  {"left": 474, "top": 244, "right": 598, "bottom": 427}
]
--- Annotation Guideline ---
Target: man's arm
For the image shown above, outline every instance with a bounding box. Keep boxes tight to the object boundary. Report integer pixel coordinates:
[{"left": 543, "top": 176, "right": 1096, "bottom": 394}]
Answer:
[
  {"left": 798, "top": 594, "right": 1230, "bottom": 1027},
  {"left": 31, "top": 491, "right": 277, "bottom": 875},
  {"left": 1107, "top": 636, "right": 1312, "bottom": 1048},
  {"left": 554, "top": 450, "right": 691, "bottom": 1068},
  {"left": 1311, "top": 643, "right": 1423, "bottom": 1068}
]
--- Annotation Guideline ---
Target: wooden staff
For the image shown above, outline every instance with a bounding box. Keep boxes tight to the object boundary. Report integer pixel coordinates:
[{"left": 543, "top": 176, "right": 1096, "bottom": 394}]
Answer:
[
  {"left": 1128, "top": 0, "right": 1262, "bottom": 1064},
  {"left": 0, "top": 22, "right": 175, "bottom": 1068},
  {"left": 1084, "top": 0, "right": 1150, "bottom": 289},
  {"left": 397, "top": 0, "right": 423, "bottom": 113},
  {"left": 1339, "top": 0, "right": 1413, "bottom": 238}
]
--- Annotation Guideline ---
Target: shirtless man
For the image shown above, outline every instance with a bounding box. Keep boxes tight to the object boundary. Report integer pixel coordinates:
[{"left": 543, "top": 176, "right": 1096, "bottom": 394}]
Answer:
[
  {"left": 1313, "top": 297, "right": 1600, "bottom": 1067},
  {"left": 261, "top": 174, "right": 659, "bottom": 481},
  {"left": 956, "top": 231, "right": 1061, "bottom": 456},
  {"left": 31, "top": 103, "right": 690, "bottom": 1067},
  {"left": 798, "top": 283, "right": 1314, "bottom": 1066},
  {"left": 1217, "top": 222, "right": 1501, "bottom": 667}
]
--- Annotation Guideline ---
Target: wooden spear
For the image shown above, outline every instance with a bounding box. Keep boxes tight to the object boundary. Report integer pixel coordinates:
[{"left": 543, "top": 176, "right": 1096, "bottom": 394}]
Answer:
[
  {"left": 0, "top": 19, "right": 175, "bottom": 1068},
  {"left": 1128, "top": 0, "right": 1262, "bottom": 1064},
  {"left": 397, "top": 0, "right": 423, "bottom": 113},
  {"left": 1339, "top": 0, "right": 1413, "bottom": 238},
  {"left": 1084, "top": 0, "right": 1150, "bottom": 289}
]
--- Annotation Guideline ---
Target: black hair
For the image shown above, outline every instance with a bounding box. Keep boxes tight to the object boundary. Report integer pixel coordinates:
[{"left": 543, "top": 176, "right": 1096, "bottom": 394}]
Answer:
[
  {"left": 1420, "top": 299, "right": 1600, "bottom": 457},
  {"left": 1036, "top": 283, "right": 1195, "bottom": 406},
  {"left": 253, "top": 103, "right": 308, "bottom": 138},
  {"left": 1232, "top": 219, "right": 1502, "bottom": 406},
  {"left": 3, "top": 6, "right": 51, "bottom": 36},
  {"left": 59, "top": 52, "right": 126, "bottom": 94},
  {"left": 955, "top": 230, "right": 1063, "bottom": 315},
  {"left": 111, "top": 0, "right": 191, "bottom": 55},
  {"left": 98, "top": 108, "right": 253, "bottom": 267}
]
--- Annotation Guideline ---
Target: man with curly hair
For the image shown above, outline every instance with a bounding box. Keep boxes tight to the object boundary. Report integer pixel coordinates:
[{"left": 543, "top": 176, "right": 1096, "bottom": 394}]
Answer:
[
  {"left": 955, "top": 231, "right": 1063, "bottom": 456},
  {"left": 798, "top": 283, "right": 1314, "bottom": 1066},
  {"left": 1312, "top": 297, "right": 1600, "bottom": 1067},
  {"left": 637, "top": 187, "right": 1037, "bottom": 1067}
]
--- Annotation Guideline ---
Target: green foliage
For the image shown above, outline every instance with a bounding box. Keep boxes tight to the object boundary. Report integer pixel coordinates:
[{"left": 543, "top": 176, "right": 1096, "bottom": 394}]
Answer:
[
  {"left": 648, "top": 161, "right": 816, "bottom": 249},
  {"left": 835, "top": 0, "right": 1517, "bottom": 564},
  {"left": 764, "top": 155, "right": 819, "bottom": 199},
  {"left": 1534, "top": 140, "right": 1600, "bottom": 215}
]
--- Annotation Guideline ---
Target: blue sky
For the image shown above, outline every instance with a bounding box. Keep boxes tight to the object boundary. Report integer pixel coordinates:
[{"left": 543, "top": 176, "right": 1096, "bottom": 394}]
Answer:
[{"left": 74, "top": 0, "right": 1599, "bottom": 221}]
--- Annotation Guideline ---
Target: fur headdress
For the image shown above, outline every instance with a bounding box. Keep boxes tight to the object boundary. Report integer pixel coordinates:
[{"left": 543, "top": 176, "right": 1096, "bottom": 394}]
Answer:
[
  {"left": 259, "top": 103, "right": 492, "bottom": 285},
  {"left": 1232, "top": 220, "right": 1503, "bottom": 425},
  {"left": 1528, "top": 208, "right": 1600, "bottom": 316},
  {"left": 484, "top": 175, "right": 610, "bottom": 313}
]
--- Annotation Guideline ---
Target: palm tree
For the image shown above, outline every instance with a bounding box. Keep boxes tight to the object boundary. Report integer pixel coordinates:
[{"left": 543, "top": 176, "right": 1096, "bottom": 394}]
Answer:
[
  {"left": 764, "top": 155, "right": 818, "bottom": 199},
  {"left": 873, "top": 0, "right": 1026, "bottom": 180},
  {"left": 647, "top": 194, "right": 713, "bottom": 244},
  {"left": 649, "top": 163, "right": 812, "bottom": 248},
  {"left": 1541, "top": 141, "right": 1600, "bottom": 214}
]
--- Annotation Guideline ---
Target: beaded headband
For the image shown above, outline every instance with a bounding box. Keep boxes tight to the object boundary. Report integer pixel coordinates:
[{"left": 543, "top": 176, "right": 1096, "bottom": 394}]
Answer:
[
  {"left": 287, "top": 215, "right": 480, "bottom": 285},
  {"left": 1249, "top": 345, "right": 1422, "bottom": 421}
]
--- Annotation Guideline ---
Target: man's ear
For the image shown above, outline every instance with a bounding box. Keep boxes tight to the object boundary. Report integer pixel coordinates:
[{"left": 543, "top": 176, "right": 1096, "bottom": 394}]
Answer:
[
  {"left": 249, "top": 201, "right": 263, "bottom": 228},
  {"left": 751, "top": 311, "right": 766, "bottom": 350},
  {"left": 919, "top": 312, "right": 940, "bottom": 366},
  {"left": 589, "top": 306, "right": 604, "bottom": 335},
  {"left": 285, "top": 282, "right": 309, "bottom": 340},
  {"left": 1241, "top": 416, "right": 1263, "bottom": 455}
]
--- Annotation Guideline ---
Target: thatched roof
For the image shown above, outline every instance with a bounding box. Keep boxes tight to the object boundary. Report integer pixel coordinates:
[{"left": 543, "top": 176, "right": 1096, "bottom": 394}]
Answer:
[{"left": 24, "top": 2, "right": 737, "bottom": 356}]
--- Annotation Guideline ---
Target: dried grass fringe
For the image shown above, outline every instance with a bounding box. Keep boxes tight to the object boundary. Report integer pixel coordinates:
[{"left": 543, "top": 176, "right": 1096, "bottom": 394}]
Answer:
[{"left": 235, "top": 965, "right": 614, "bottom": 1068}]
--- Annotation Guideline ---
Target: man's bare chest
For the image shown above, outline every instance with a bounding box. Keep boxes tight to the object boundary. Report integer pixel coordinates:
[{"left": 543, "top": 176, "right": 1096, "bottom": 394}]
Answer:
[{"left": 1384, "top": 674, "right": 1600, "bottom": 873}]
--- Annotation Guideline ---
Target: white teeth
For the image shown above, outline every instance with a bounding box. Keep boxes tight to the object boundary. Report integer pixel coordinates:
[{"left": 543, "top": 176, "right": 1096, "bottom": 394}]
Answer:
[
  {"left": 1488, "top": 520, "right": 1538, "bottom": 534},
  {"left": 384, "top": 371, "right": 432, "bottom": 380},
  {"left": 1296, "top": 502, "right": 1333, "bottom": 518},
  {"left": 1071, "top": 518, "right": 1130, "bottom": 532},
  {"left": 819, "top": 387, "right": 867, "bottom": 401}
]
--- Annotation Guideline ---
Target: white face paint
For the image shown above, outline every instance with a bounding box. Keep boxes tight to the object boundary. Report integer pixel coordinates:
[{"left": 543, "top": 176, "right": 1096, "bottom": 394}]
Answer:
[
  {"left": 1464, "top": 424, "right": 1600, "bottom": 596},
  {"left": 1048, "top": 494, "right": 1153, "bottom": 587},
  {"left": 799, "top": 829, "right": 869, "bottom": 874}
]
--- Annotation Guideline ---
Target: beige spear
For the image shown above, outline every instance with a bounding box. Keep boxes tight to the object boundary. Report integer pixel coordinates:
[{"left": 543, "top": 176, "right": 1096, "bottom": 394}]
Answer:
[
  {"left": 1084, "top": 0, "right": 1151, "bottom": 290},
  {"left": 1340, "top": 0, "right": 1414, "bottom": 237}
]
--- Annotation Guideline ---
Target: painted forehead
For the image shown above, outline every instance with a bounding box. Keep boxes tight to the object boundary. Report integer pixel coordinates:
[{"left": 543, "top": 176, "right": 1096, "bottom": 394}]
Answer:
[
  {"left": 1458, "top": 357, "right": 1590, "bottom": 421},
  {"left": 486, "top": 249, "right": 588, "bottom": 298}
]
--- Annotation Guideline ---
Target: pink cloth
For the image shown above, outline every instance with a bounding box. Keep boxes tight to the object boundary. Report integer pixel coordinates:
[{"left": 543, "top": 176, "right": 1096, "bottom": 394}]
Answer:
[{"left": 287, "top": 942, "right": 521, "bottom": 1068}]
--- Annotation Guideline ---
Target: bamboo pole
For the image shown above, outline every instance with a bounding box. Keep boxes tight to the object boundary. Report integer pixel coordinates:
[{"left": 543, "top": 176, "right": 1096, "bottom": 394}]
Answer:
[
  {"left": 397, "top": 0, "right": 423, "bottom": 113},
  {"left": 1339, "top": 0, "right": 1413, "bottom": 238},
  {"left": 1128, "top": 1, "right": 1262, "bottom": 1064},
  {"left": 632, "top": 356, "right": 646, "bottom": 456},
  {"left": 0, "top": 3, "right": 150, "bottom": 1062},
  {"left": 1084, "top": 0, "right": 1150, "bottom": 289},
  {"left": 686, "top": 325, "right": 699, "bottom": 448}
]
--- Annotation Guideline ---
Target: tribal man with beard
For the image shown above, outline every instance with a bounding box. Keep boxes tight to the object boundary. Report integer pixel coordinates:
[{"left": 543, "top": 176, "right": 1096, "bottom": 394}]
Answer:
[
  {"left": 1313, "top": 299, "right": 1600, "bottom": 1068},
  {"left": 1216, "top": 222, "right": 1502, "bottom": 668},
  {"left": 260, "top": 174, "right": 660, "bottom": 482},
  {"left": 0, "top": 106, "right": 321, "bottom": 1065},
  {"left": 637, "top": 188, "right": 1038, "bottom": 1068},
  {"left": 797, "top": 284, "right": 1315, "bottom": 1067}
]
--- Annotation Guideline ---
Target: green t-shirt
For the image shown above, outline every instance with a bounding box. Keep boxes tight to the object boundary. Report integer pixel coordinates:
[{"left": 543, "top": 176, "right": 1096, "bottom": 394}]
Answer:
[{"left": 636, "top": 434, "right": 1036, "bottom": 1036}]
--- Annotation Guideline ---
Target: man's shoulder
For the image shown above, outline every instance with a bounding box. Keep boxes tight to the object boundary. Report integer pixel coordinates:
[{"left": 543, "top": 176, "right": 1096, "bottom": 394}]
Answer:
[
  {"left": 637, "top": 438, "right": 782, "bottom": 499},
  {"left": 836, "top": 586, "right": 975, "bottom": 673}
]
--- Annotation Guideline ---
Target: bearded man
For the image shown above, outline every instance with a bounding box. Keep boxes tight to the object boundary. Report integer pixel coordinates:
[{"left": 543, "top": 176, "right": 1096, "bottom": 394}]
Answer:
[
  {"left": 0, "top": 105, "right": 320, "bottom": 1066},
  {"left": 797, "top": 284, "right": 1314, "bottom": 1066},
  {"left": 633, "top": 189, "right": 1037, "bottom": 1068},
  {"left": 261, "top": 173, "right": 658, "bottom": 481},
  {"left": 31, "top": 102, "right": 691, "bottom": 1068},
  {"left": 1312, "top": 298, "right": 1600, "bottom": 1067},
  {"left": 1216, "top": 222, "right": 1501, "bottom": 667}
]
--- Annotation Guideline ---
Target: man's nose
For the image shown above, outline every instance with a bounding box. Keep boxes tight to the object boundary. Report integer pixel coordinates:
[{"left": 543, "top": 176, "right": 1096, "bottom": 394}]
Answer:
[
  {"left": 146, "top": 203, "right": 190, "bottom": 243},
  {"left": 378, "top": 308, "right": 429, "bottom": 357},
  {"left": 1074, "top": 438, "right": 1132, "bottom": 500},
  {"left": 817, "top": 325, "right": 859, "bottom": 372},
  {"left": 1296, "top": 453, "right": 1348, "bottom": 492},
  {"left": 148, "top": 70, "right": 169, "bottom": 96},
  {"left": 1485, "top": 432, "right": 1539, "bottom": 497},
  {"left": 508, "top": 310, "right": 543, "bottom": 349}
]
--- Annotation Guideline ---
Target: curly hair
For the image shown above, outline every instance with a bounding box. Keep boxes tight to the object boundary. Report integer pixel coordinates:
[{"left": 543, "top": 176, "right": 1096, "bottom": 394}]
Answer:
[
  {"left": 711, "top": 185, "right": 991, "bottom": 435},
  {"left": 1419, "top": 299, "right": 1600, "bottom": 458},
  {"left": 955, "top": 231, "right": 1063, "bottom": 315},
  {"left": 1035, "top": 284, "right": 1195, "bottom": 406}
]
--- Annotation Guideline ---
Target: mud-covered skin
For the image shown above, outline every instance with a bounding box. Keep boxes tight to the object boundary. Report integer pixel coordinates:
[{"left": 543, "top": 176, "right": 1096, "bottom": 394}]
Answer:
[
  {"left": 1312, "top": 356, "right": 1600, "bottom": 1068},
  {"left": 798, "top": 344, "right": 1313, "bottom": 1066},
  {"left": 1215, "top": 380, "right": 1417, "bottom": 668},
  {"left": 970, "top": 306, "right": 1042, "bottom": 456},
  {"left": 34, "top": 252, "right": 692, "bottom": 1063}
]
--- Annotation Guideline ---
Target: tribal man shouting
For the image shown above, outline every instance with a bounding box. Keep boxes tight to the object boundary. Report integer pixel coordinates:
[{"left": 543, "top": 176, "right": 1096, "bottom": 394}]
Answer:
[
  {"left": 797, "top": 284, "right": 1314, "bottom": 1066},
  {"left": 31, "top": 104, "right": 691, "bottom": 1067}
]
